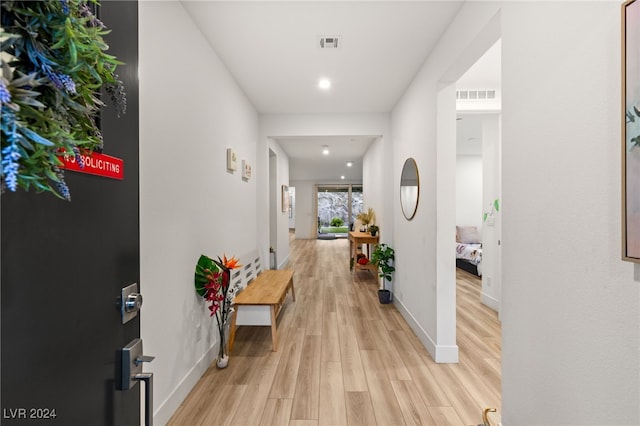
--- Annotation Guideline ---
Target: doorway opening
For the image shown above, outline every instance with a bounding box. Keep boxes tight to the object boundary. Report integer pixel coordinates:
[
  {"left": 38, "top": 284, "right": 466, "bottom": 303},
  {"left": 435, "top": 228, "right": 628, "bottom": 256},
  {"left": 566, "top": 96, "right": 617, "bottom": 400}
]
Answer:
[
  {"left": 455, "top": 39, "right": 502, "bottom": 317},
  {"left": 316, "top": 184, "right": 362, "bottom": 239}
]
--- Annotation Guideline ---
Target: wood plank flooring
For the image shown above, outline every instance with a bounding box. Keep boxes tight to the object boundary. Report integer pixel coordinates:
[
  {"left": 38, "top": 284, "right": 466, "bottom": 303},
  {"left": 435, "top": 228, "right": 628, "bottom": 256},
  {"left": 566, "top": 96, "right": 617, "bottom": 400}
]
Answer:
[{"left": 168, "top": 238, "right": 501, "bottom": 425}]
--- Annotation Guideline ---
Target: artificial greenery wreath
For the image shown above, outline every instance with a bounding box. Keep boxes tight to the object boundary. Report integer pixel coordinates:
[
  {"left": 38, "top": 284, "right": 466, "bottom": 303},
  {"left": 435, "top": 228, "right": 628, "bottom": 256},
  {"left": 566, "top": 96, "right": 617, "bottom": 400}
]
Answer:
[{"left": 1, "top": 0, "right": 126, "bottom": 200}]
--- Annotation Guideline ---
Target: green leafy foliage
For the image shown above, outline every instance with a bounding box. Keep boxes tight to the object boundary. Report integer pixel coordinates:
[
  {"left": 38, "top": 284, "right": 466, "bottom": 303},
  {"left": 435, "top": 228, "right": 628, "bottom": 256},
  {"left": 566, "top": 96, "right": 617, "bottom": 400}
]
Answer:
[
  {"left": 194, "top": 254, "right": 221, "bottom": 297},
  {"left": 1, "top": 0, "right": 126, "bottom": 200},
  {"left": 371, "top": 243, "right": 395, "bottom": 283},
  {"left": 330, "top": 217, "right": 344, "bottom": 226}
]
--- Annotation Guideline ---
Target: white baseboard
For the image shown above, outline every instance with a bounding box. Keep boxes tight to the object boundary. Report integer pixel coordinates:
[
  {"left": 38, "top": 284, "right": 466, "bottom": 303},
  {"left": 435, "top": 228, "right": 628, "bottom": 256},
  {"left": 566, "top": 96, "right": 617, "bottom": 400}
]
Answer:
[
  {"left": 153, "top": 343, "right": 217, "bottom": 425},
  {"left": 481, "top": 291, "right": 500, "bottom": 313},
  {"left": 393, "top": 298, "right": 459, "bottom": 363},
  {"left": 278, "top": 254, "right": 290, "bottom": 269}
]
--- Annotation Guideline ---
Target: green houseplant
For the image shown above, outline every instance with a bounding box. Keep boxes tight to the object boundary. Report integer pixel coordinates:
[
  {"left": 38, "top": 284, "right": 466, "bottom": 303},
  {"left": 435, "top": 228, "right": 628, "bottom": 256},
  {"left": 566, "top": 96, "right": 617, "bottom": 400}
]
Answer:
[
  {"left": 368, "top": 225, "right": 379, "bottom": 236},
  {"left": 371, "top": 243, "right": 394, "bottom": 304}
]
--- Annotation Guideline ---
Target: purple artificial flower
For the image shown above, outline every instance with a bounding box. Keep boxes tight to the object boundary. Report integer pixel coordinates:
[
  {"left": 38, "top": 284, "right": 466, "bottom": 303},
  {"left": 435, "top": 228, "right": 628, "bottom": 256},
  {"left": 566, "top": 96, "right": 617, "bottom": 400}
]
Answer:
[
  {"left": 0, "top": 80, "right": 11, "bottom": 104},
  {"left": 42, "top": 65, "right": 76, "bottom": 94},
  {"left": 72, "top": 146, "right": 84, "bottom": 169},
  {"left": 1, "top": 123, "right": 21, "bottom": 192}
]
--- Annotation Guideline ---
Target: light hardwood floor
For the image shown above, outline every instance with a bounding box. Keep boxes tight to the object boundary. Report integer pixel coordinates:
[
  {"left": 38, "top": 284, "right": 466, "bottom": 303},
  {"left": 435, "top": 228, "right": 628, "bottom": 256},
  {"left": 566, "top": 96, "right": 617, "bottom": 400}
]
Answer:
[{"left": 168, "top": 238, "right": 501, "bottom": 425}]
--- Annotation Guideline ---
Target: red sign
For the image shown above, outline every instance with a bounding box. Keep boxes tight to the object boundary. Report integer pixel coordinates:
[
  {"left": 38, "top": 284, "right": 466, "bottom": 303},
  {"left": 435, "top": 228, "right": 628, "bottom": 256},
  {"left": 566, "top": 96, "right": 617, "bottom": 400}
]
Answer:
[{"left": 59, "top": 152, "right": 124, "bottom": 180}]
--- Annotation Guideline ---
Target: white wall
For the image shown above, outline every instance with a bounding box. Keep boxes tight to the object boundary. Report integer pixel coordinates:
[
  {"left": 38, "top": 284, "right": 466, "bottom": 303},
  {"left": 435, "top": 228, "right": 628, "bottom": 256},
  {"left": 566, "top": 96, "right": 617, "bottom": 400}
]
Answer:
[
  {"left": 456, "top": 155, "right": 483, "bottom": 230},
  {"left": 393, "top": 1, "right": 639, "bottom": 424},
  {"left": 481, "top": 115, "right": 501, "bottom": 313},
  {"left": 500, "top": 2, "right": 639, "bottom": 424},
  {"left": 139, "top": 2, "right": 259, "bottom": 424}
]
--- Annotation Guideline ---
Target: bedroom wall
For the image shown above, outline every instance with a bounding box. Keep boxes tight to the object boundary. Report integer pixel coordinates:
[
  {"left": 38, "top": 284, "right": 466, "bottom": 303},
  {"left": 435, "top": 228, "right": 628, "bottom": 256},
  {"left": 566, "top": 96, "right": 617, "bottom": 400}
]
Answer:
[
  {"left": 480, "top": 114, "right": 501, "bottom": 313},
  {"left": 456, "top": 155, "right": 483, "bottom": 230},
  {"left": 139, "top": 2, "right": 259, "bottom": 424}
]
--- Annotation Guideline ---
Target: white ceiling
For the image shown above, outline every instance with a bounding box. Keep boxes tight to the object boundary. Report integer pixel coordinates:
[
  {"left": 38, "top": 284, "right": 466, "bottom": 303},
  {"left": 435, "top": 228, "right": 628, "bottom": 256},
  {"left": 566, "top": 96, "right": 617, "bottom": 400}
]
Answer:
[
  {"left": 181, "top": 1, "right": 498, "bottom": 180},
  {"left": 274, "top": 135, "right": 376, "bottom": 181},
  {"left": 182, "top": 1, "right": 464, "bottom": 115}
]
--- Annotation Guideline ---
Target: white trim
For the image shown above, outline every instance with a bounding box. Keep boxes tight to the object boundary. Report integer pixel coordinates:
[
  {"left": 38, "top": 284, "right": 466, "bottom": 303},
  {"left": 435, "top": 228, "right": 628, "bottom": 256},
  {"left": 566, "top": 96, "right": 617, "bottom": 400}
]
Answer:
[
  {"left": 481, "top": 291, "right": 500, "bottom": 312},
  {"left": 153, "top": 343, "right": 217, "bottom": 425},
  {"left": 394, "top": 298, "right": 459, "bottom": 364}
]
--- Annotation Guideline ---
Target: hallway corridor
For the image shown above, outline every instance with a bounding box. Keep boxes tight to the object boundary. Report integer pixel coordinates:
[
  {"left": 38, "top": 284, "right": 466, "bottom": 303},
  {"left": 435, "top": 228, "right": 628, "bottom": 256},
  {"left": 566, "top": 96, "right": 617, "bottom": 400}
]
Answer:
[{"left": 169, "top": 238, "right": 501, "bottom": 425}]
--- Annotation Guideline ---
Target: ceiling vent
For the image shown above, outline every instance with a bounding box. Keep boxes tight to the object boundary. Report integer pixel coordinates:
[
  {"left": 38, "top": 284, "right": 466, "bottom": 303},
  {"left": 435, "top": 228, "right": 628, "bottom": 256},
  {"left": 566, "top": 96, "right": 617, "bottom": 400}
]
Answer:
[
  {"left": 456, "top": 89, "right": 497, "bottom": 100},
  {"left": 319, "top": 36, "right": 340, "bottom": 49}
]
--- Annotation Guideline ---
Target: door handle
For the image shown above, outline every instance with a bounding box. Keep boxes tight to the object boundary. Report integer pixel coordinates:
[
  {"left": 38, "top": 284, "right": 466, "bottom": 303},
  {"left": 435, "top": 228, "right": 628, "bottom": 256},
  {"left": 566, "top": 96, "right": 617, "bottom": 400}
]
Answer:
[
  {"left": 118, "top": 338, "right": 155, "bottom": 425},
  {"left": 134, "top": 373, "right": 153, "bottom": 426}
]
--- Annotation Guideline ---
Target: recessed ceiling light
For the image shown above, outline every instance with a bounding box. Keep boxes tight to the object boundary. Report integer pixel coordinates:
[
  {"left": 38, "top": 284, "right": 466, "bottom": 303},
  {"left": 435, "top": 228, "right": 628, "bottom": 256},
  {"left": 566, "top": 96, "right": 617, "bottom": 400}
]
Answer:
[
  {"left": 318, "top": 78, "right": 331, "bottom": 90},
  {"left": 341, "top": 175, "right": 345, "bottom": 180},
  {"left": 346, "top": 162, "right": 353, "bottom": 167},
  {"left": 322, "top": 145, "right": 330, "bottom": 155}
]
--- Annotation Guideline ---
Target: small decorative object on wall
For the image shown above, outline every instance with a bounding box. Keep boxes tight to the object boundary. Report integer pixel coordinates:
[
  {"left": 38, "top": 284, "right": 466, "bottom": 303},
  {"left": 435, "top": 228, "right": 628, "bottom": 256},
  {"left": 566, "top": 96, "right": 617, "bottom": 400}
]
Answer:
[
  {"left": 282, "top": 184, "right": 290, "bottom": 212},
  {"left": 623, "top": 0, "right": 640, "bottom": 262},
  {"left": 194, "top": 253, "right": 242, "bottom": 368},
  {"left": 482, "top": 198, "right": 500, "bottom": 222},
  {"left": 226, "top": 148, "right": 238, "bottom": 172},
  {"left": 242, "top": 160, "right": 252, "bottom": 180},
  {"left": 1, "top": 0, "right": 126, "bottom": 201}
]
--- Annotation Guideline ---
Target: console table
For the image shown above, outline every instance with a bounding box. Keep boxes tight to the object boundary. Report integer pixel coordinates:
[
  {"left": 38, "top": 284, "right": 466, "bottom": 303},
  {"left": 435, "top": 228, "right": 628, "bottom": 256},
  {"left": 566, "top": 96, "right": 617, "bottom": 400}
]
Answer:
[{"left": 348, "top": 231, "right": 379, "bottom": 274}]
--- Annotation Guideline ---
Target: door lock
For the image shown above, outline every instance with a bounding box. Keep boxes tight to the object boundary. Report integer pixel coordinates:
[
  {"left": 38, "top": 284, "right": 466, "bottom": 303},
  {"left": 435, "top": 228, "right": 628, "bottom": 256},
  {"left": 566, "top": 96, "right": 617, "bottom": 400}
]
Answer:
[
  {"left": 125, "top": 292, "right": 143, "bottom": 313},
  {"left": 120, "top": 283, "right": 142, "bottom": 324}
]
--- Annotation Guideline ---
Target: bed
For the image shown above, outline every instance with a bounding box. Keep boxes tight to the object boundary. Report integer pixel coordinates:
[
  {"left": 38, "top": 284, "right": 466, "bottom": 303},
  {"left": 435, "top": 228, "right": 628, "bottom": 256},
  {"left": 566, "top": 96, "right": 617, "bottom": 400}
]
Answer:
[{"left": 456, "top": 226, "right": 482, "bottom": 276}]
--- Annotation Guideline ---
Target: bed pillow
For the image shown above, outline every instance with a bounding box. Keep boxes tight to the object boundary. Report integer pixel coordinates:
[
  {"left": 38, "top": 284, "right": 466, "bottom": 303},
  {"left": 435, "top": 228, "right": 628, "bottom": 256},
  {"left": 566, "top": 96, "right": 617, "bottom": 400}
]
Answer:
[{"left": 456, "top": 226, "right": 481, "bottom": 244}]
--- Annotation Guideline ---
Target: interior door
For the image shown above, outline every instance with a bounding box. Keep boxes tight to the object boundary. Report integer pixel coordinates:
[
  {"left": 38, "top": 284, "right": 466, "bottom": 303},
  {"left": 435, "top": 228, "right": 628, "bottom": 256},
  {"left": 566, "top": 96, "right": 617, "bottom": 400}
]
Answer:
[{"left": 1, "top": 2, "right": 141, "bottom": 425}]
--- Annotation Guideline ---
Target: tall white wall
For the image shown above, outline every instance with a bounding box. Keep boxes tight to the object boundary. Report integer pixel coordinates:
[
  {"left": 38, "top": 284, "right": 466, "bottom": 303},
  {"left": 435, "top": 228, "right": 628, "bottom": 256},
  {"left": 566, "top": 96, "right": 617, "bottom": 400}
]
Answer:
[
  {"left": 456, "top": 155, "right": 483, "bottom": 229},
  {"left": 139, "top": 2, "right": 258, "bottom": 424},
  {"left": 500, "top": 2, "right": 638, "bottom": 423},
  {"left": 393, "top": 1, "right": 639, "bottom": 424},
  {"left": 481, "top": 115, "right": 501, "bottom": 313}
]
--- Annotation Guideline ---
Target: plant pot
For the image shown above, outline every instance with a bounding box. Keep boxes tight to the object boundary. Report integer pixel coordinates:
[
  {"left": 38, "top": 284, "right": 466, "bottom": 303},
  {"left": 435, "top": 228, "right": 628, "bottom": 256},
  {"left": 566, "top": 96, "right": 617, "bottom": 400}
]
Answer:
[
  {"left": 378, "top": 289, "right": 392, "bottom": 304},
  {"left": 370, "top": 230, "right": 377, "bottom": 236}
]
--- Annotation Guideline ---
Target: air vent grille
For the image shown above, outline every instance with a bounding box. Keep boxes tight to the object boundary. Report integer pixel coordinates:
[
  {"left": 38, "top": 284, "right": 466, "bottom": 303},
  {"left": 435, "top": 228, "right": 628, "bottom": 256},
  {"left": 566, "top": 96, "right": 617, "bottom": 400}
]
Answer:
[
  {"left": 319, "top": 36, "right": 340, "bottom": 49},
  {"left": 456, "top": 90, "right": 497, "bottom": 100}
]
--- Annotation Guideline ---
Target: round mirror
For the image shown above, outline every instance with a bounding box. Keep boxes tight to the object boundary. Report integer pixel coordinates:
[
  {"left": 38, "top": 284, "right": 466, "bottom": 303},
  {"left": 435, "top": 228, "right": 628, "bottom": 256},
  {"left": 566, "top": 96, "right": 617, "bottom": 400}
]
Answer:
[{"left": 400, "top": 158, "right": 420, "bottom": 220}]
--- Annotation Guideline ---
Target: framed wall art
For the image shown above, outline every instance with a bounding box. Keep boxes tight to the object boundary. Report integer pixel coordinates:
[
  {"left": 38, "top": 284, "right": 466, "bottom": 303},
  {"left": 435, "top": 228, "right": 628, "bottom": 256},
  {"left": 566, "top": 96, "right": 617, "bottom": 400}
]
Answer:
[
  {"left": 242, "top": 160, "right": 252, "bottom": 180},
  {"left": 227, "top": 148, "right": 237, "bottom": 172},
  {"left": 623, "top": 0, "right": 640, "bottom": 262}
]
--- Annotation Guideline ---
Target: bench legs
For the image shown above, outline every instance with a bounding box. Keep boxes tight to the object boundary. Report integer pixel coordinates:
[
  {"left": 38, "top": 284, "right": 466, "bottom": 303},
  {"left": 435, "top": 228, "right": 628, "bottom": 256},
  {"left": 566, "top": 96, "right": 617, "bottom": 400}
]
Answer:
[
  {"left": 270, "top": 305, "right": 278, "bottom": 351},
  {"left": 228, "top": 279, "right": 295, "bottom": 354}
]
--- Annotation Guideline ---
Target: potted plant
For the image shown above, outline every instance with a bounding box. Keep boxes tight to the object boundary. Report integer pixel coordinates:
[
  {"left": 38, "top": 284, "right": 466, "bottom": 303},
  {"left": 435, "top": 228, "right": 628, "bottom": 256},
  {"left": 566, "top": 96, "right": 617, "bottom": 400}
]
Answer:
[
  {"left": 368, "top": 225, "right": 379, "bottom": 236},
  {"left": 371, "top": 243, "right": 395, "bottom": 304},
  {"left": 356, "top": 207, "right": 376, "bottom": 231}
]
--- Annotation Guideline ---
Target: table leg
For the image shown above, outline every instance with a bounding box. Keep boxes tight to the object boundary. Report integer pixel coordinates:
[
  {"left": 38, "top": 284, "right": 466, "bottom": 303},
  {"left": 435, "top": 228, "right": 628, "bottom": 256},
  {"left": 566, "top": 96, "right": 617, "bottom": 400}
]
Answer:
[
  {"left": 289, "top": 278, "right": 296, "bottom": 302},
  {"left": 229, "top": 307, "right": 238, "bottom": 352}
]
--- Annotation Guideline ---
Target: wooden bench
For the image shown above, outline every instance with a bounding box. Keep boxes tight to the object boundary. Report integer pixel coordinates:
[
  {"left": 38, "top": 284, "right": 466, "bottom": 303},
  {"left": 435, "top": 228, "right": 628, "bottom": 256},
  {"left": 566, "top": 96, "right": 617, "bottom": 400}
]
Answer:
[{"left": 228, "top": 268, "right": 295, "bottom": 352}]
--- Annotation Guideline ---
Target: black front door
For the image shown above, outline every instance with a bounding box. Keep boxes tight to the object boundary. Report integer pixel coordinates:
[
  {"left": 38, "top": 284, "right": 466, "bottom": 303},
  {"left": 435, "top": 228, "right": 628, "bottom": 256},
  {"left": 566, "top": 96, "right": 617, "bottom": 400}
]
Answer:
[{"left": 1, "top": 2, "right": 141, "bottom": 425}]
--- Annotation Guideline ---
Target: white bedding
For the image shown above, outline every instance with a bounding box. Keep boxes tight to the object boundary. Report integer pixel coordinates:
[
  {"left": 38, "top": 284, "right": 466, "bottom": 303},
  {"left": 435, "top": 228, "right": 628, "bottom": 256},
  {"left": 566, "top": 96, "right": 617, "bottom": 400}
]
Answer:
[{"left": 456, "top": 243, "right": 482, "bottom": 275}]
